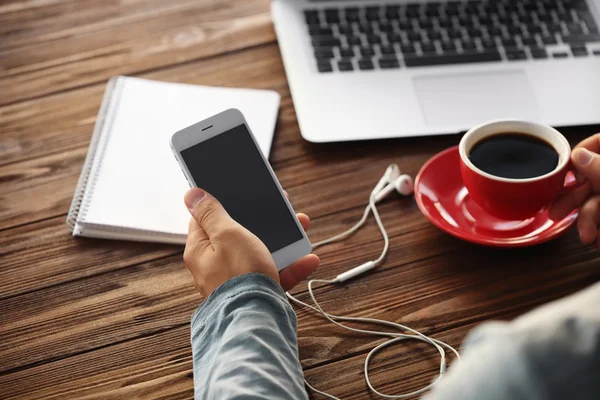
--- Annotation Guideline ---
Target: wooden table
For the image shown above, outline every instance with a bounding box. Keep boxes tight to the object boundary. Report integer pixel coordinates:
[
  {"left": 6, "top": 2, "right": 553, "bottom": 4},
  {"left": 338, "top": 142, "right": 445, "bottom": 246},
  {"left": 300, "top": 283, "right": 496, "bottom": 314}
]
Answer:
[{"left": 1, "top": 1, "right": 599, "bottom": 398}]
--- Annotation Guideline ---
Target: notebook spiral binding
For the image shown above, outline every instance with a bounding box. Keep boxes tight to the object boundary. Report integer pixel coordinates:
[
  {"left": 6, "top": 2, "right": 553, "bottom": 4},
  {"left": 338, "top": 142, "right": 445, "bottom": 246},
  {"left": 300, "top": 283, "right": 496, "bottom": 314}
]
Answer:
[{"left": 66, "top": 77, "right": 124, "bottom": 232}]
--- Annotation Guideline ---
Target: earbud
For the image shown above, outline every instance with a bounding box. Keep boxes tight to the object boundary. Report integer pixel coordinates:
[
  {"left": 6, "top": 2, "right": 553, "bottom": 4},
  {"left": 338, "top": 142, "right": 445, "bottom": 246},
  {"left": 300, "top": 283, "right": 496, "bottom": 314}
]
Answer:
[
  {"left": 373, "top": 174, "right": 414, "bottom": 202},
  {"left": 370, "top": 164, "right": 400, "bottom": 198}
]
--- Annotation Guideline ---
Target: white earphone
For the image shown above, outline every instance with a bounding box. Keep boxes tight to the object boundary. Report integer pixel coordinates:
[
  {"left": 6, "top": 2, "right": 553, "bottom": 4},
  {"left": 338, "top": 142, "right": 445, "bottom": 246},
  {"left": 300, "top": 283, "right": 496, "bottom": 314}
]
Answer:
[
  {"left": 374, "top": 174, "right": 414, "bottom": 202},
  {"left": 286, "top": 164, "right": 459, "bottom": 400},
  {"left": 370, "top": 163, "right": 401, "bottom": 197}
]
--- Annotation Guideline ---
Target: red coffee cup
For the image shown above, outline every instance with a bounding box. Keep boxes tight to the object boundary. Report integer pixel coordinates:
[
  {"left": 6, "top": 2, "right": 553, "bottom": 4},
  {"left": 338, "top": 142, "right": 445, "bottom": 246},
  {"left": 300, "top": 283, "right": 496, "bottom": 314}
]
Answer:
[{"left": 459, "top": 120, "right": 577, "bottom": 221}]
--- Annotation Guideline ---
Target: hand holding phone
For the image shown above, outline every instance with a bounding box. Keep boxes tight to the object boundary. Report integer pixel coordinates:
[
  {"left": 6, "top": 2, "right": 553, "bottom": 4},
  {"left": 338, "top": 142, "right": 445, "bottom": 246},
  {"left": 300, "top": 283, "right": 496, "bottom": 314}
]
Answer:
[
  {"left": 171, "top": 109, "right": 318, "bottom": 295},
  {"left": 183, "top": 187, "right": 319, "bottom": 296}
]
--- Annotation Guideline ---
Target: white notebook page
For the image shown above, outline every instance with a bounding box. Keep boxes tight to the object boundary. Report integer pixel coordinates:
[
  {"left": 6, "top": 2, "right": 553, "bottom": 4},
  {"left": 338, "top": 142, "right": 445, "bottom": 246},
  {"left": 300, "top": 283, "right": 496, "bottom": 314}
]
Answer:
[{"left": 81, "top": 77, "right": 280, "bottom": 235}]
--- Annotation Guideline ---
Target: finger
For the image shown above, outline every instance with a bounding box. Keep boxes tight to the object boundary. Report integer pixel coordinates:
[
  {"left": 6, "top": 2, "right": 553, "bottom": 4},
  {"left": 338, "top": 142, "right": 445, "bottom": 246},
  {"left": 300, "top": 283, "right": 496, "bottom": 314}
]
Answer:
[
  {"left": 184, "top": 188, "right": 235, "bottom": 240},
  {"left": 571, "top": 148, "right": 600, "bottom": 189},
  {"left": 187, "top": 217, "right": 209, "bottom": 250},
  {"left": 285, "top": 191, "right": 310, "bottom": 231},
  {"left": 574, "top": 133, "right": 600, "bottom": 155},
  {"left": 183, "top": 217, "right": 211, "bottom": 276},
  {"left": 577, "top": 195, "right": 600, "bottom": 245},
  {"left": 279, "top": 254, "right": 320, "bottom": 291},
  {"left": 548, "top": 181, "right": 592, "bottom": 221},
  {"left": 296, "top": 213, "right": 310, "bottom": 232}
]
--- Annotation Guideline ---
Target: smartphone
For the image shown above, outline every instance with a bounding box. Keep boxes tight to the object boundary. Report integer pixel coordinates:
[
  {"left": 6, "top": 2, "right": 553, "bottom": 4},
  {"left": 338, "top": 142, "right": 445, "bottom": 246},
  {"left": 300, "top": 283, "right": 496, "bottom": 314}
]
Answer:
[{"left": 170, "top": 108, "right": 312, "bottom": 270}]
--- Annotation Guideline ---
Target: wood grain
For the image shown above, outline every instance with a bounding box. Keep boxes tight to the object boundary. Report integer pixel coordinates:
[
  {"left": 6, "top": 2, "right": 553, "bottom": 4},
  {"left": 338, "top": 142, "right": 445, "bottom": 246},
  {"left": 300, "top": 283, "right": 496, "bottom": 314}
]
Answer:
[
  {"left": 0, "top": 0, "right": 276, "bottom": 106},
  {"left": 1, "top": 1, "right": 599, "bottom": 399}
]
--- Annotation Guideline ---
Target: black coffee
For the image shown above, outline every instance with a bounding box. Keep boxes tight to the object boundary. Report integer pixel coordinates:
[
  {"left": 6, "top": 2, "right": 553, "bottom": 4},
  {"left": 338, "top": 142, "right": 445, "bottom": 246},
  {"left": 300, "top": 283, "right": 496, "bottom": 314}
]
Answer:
[{"left": 469, "top": 133, "right": 559, "bottom": 179}]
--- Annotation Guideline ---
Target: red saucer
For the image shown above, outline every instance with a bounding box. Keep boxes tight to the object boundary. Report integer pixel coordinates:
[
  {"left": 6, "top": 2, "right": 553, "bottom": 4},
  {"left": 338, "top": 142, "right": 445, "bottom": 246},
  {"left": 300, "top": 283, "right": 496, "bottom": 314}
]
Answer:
[{"left": 414, "top": 146, "right": 578, "bottom": 247}]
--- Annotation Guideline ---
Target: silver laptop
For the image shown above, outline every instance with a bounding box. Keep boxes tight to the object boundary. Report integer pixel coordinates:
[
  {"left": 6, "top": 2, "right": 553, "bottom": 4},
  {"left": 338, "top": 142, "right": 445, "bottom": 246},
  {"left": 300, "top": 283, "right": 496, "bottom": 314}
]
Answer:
[{"left": 271, "top": 0, "right": 600, "bottom": 142}]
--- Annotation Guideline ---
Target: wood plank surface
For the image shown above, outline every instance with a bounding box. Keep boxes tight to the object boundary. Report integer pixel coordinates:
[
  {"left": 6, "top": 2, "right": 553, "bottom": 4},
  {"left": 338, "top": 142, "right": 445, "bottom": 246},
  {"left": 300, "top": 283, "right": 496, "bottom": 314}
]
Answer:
[{"left": 1, "top": 1, "right": 599, "bottom": 399}]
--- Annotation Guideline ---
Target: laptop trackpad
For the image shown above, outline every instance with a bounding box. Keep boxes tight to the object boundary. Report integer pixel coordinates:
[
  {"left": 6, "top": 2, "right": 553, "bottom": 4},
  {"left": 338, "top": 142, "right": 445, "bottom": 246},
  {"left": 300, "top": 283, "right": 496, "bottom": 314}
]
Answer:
[{"left": 413, "top": 70, "right": 539, "bottom": 127}]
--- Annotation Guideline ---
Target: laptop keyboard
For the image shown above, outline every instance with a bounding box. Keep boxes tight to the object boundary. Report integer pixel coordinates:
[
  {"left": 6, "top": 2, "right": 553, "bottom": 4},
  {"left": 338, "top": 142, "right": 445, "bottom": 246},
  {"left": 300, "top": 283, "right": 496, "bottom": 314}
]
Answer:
[{"left": 304, "top": 0, "right": 600, "bottom": 72}]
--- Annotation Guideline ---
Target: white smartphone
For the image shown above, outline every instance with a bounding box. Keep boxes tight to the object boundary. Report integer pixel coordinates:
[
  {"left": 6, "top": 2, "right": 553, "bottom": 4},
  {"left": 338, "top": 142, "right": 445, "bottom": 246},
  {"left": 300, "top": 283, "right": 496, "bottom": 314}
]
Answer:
[{"left": 170, "top": 108, "right": 312, "bottom": 270}]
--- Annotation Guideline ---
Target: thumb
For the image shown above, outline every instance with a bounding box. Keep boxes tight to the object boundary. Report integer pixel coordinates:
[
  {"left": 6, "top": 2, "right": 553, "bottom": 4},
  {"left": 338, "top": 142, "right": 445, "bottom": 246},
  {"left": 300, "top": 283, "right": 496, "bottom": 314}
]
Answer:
[
  {"left": 572, "top": 148, "right": 600, "bottom": 188},
  {"left": 184, "top": 188, "right": 234, "bottom": 239}
]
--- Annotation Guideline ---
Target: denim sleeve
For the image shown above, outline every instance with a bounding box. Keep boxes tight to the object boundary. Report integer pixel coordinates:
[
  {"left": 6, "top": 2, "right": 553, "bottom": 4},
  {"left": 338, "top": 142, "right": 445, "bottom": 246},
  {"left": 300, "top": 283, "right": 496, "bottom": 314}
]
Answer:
[
  {"left": 424, "top": 282, "right": 600, "bottom": 400},
  {"left": 190, "top": 273, "right": 308, "bottom": 400}
]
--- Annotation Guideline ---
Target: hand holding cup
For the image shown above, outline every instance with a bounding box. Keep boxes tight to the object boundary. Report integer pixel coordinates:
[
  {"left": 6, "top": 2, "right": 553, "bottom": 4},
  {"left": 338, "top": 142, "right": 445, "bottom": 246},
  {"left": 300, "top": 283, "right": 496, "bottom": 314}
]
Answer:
[{"left": 550, "top": 134, "right": 600, "bottom": 247}]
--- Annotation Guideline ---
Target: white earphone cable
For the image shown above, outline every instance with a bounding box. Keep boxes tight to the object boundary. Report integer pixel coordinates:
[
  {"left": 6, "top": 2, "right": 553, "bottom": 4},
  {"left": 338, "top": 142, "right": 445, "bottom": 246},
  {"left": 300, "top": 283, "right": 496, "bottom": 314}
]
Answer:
[
  {"left": 312, "top": 205, "right": 371, "bottom": 249},
  {"left": 369, "top": 196, "right": 389, "bottom": 265},
  {"left": 286, "top": 172, "right": 459, "bottom": 399}
]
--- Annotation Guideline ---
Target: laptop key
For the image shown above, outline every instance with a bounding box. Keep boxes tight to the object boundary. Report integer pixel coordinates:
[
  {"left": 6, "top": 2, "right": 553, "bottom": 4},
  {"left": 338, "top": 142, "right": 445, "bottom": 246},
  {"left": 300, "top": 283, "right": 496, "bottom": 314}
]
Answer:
[
  {"left": 325, "top": 10, "right": 340, "bottom": 24},
  {"left": 347, "top": 35, "right": 363, "bottom": 46},
  {"left": 400, "top": 43, "right": 416, "bottom": 55},
  {"left": 457, "top": 14, "right": 472, "bottom": 27},
  {"left": 481, "top": 37, "right": 498, "bottom": 50},
  {"left": 552, "top": 52, "right": 569, "bottom": 58},
  {"left": 408, "top": 31, "right": 422, "bottom": 41},
  {"left": 358, "top": 59, "right": 375, "bottom": 70},
  {"left": 440, "top": 40, "right": 457, "bottom": 52},
  {"left": 424, "top": 2, "right": 441, "bottom": 17},
  {"left": 506, "top": 49, "right": 528, "bottom": 60},
  {"left": 366, "top": 8, "right": 381, "bottom": 21},
  {"left": 418, "top": 19, "right": 434, "bottom": 30},
  {"left": 304, "top": 10, "right": 319, "bottom": 25},
  {"left": 420, "top": 42, "right": 436, "bottom": 54},
  {"left": 339, "top": 47, "right": 355, "bottom": 58},
  {"left": 312, "top": 37, "right": 341, "bottom": 47},
  {"left": 337, "top": 24, "right": 353, "bottom": 35},
  {"left": 594, "top": 50, "right": 600, "bottom": 56},
  {"left": 345, "top": 9, "right": 360, "bottom": 22},
  {"left": 528, "top": 24, "right": 544, "bottom": 35},
  {"left": 466, "top": 27, "right": 483, "bottom": 38},
  {"left": 445, "top": 6, "right": 459, "bottom": 17},
  {"left": 404, "top": 51, "right": 502, "bottom": 67},
  {"left": 385, "top": 8, "right": 400, "bottom": 19},
  {"left": 314, "top": 48, "right": 335, "bottom": 59},
  {"left": 366, "top": 6, "right": 380, "bottom": 14},
  {"left": 379, "top": 58, "right": 400, "bottom": 69},
  {"left": 461, "top": 39, "right": 477, "bottom": 51},
  {"left": 571, "top": 45, "right": 589, "bottom": 57},
  {"left": 388, "top": 34, "right": 403, "bottom": 43},
  {"left": 502, "top": 37, "right": 518, "bottom": 48},
  {"left": 379, "top": 22, "right": 394, "bottom": 33},
  {"left": 566, "top": 22, "right": 585, "bottom": 35},
  {"left": 406, "top": 5, "right": 419, "bottom": 18},
  {"left": 338, "top": 60, "right": 354, "bottom": 71},
  {"left": 380, "top": 45, "right": 396, "bottom": 55},
  {"left": 521, "top": 37, "right": 538, "bottom": 47},
  {"left": 357, "top": 22, "right": 375, "bottom": 34},
  {"left": 447, "top": 28, "right": 463, "bottom": 39},
  {"left": 530, "top": 48, "right": 548, "bottom": 59},
  {"left": 317, "top": 61, "right": 333, "bottom": 73},
  {"left": 309, "top": 27, "right": 334, "bottom": 36},
  {"left": 360, "top": 46, "right": 376, "bottom": 56},
  {"left": 397, "top": 20, "right": 412, "bottom": 31},
  {"left": 546, "top": 23, "right": 563, "bottom": 35},
  {"left": 488, "top": 26, "right": 503, "bottom": 37},
  {"left": 367, "top": 34, "right": 382, "bottom": 44},
  {"left": 428, "top": 30, "right": 443, "bottom": 40},
  {"left": 507, "top": 25, "right": 523, "bottom": 36},
  {"left": 541, "top": 35, "right": 558, "bottom": 45}
]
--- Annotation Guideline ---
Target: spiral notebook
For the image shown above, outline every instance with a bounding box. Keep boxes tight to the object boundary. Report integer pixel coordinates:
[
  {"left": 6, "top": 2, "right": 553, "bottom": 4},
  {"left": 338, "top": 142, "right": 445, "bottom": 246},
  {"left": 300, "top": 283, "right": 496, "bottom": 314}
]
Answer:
[{"left": 66, "top": 76, "right": 280, "bottom": 244}]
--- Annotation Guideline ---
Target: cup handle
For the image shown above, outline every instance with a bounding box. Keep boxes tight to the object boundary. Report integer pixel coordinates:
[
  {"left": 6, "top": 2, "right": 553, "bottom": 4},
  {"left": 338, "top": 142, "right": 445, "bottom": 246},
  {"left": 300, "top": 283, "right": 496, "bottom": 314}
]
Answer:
[{"left": 559, "top": 164, "right": 586, "bottom": 196}]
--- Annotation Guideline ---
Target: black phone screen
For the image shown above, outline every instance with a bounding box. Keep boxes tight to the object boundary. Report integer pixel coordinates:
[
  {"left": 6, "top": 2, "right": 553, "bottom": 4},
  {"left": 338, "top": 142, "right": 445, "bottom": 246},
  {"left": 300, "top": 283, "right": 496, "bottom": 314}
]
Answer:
[{"left": 180, "top": 124, "right": 303, "bottom": 253}]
